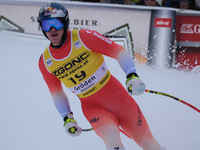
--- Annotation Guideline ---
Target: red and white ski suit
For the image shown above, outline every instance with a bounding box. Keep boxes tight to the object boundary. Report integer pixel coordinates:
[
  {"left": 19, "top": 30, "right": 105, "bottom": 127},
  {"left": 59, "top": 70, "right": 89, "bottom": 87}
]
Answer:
[{"left": 39, "top": 29, "right": 162, "bottom": 150}]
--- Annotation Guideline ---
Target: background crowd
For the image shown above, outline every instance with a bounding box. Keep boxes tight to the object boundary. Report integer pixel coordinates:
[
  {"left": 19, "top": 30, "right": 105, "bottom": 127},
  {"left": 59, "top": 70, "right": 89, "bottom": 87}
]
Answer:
[{"left": 71, "top": 0, "right": 200, "bottom": 10}]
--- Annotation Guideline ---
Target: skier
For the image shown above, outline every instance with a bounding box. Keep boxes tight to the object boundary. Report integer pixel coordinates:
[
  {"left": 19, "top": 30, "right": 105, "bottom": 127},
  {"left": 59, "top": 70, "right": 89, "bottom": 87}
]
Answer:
[{"left": 38, "top": 2, "right": 165, "bottom": 150}]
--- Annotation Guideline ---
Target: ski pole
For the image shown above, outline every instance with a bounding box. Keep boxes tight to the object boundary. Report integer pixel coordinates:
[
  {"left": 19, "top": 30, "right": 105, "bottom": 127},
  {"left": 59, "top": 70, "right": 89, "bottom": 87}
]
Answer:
[
  {"left": 82, "top": 128, "right": 93, "bottom": 132},
  {"left": 145, "top": 89, "right": 200, "bottom": 113}
]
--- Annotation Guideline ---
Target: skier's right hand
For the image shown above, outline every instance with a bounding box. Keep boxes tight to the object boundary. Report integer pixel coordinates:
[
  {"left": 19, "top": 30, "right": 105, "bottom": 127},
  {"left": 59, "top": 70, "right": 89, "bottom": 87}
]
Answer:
[{"left": 63, "top": 112, "right": 82, "bottom": 137}]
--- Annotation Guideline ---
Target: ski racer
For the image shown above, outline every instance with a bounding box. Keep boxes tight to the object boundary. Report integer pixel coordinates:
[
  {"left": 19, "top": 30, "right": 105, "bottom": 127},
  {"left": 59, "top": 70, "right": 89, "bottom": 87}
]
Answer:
[{"left": 38, "top": 2, "right": 166, "bottom": 150}]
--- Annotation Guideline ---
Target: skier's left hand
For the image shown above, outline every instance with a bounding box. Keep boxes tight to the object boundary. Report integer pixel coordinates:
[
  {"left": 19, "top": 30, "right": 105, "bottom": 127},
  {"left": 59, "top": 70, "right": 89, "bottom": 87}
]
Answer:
[
  {"left": 63, "top": 112, "right": 82, "bottom": 137},
  {"left": 126, "top": 73, "right": 146, "bottom": 95}
]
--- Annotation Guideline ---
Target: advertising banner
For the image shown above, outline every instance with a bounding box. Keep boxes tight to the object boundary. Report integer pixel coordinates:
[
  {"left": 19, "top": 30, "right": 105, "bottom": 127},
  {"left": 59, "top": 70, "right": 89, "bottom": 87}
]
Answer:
[
  {"left": 175, "top": 14, "right": 200, "bottom": 71},
  {"left": 147, "top": 10, "right": 176, "bottom": 69},
  {"left": 176, "top": 15, "right": 200, "bottom": 46},
  {"left": 0, "top": 1, "right": 151, "bottom": 56}
]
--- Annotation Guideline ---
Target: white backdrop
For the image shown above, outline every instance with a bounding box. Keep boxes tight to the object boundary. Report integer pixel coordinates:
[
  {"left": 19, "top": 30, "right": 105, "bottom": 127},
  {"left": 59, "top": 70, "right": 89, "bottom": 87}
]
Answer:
[{"left": 0, "top": 0, "right": 162, "bottom": 54}]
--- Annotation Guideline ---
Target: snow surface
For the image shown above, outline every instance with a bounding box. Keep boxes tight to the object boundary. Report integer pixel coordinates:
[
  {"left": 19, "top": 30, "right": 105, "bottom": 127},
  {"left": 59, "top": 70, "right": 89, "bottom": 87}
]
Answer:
[{"left": 0, "top": 30, "right": 200, "bottom": 150}]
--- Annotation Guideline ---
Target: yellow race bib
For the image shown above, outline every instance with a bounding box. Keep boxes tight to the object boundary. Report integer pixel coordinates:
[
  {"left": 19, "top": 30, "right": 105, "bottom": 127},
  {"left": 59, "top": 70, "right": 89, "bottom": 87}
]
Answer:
[{"left": 43, "top": 30, "right": 110, "bottom": 98}]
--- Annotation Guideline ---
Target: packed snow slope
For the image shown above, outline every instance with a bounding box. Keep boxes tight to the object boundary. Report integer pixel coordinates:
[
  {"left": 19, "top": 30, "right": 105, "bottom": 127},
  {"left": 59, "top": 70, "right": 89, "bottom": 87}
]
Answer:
[{"left": 0, "top": 31, "right": 200, "bottom": 150}]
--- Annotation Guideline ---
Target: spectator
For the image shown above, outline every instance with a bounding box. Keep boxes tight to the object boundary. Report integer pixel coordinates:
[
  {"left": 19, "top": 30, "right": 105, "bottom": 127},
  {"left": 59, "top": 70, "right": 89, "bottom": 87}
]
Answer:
[
  {"left": 129, "top": 0, "right": 142, "bottom": 5},
  {"left": 101, "top": 0, "right": 130, "bottom": 4},
  {"left": 195, "top": 0, "right": 200, "bottom": 8},
  {"left": 164, "top": 0, "right": 198, "bottom": 9},
  {"left": 179, "top": 0, "right": 190, "bottom": 9},
  {"left": 144, "top": 0, "right": 162, "bottom": 6},
  {"left": 178, "top": 0, "right": 197, "bottom": 9},
  {"left": 164, "top": 0, "right": 179, "bottom": 7},
  {"left": 194, "top": 0, "right": 200, "bottom": 9}
]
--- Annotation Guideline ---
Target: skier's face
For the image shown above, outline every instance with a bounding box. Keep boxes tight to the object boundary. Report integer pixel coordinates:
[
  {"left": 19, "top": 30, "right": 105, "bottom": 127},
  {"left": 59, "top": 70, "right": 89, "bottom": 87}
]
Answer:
[{"left": 45, "top": 27, "right": 64, "bottom": 46}]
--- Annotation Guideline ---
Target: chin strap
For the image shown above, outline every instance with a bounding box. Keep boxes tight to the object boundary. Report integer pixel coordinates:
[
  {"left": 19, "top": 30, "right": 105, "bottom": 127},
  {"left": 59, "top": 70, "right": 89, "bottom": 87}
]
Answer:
[{"left": 51, "top": 33, "right": 67, "bottom": 49}]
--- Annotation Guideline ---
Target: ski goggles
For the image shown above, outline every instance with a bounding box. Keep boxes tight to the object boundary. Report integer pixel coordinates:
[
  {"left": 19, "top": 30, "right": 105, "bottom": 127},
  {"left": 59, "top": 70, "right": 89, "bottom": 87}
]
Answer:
[{"left": 41, "top": 18, "right": 64, "bottom": 32}]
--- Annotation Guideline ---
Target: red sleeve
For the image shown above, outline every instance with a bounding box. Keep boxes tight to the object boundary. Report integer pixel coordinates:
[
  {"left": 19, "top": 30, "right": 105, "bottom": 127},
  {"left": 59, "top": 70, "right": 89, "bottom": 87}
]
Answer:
[
  {"left": 79, "top": 29, "right": 126, "bottom": 59},
  {"left": 38, "top": 54, "right": 63, "bottom": 94}
]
